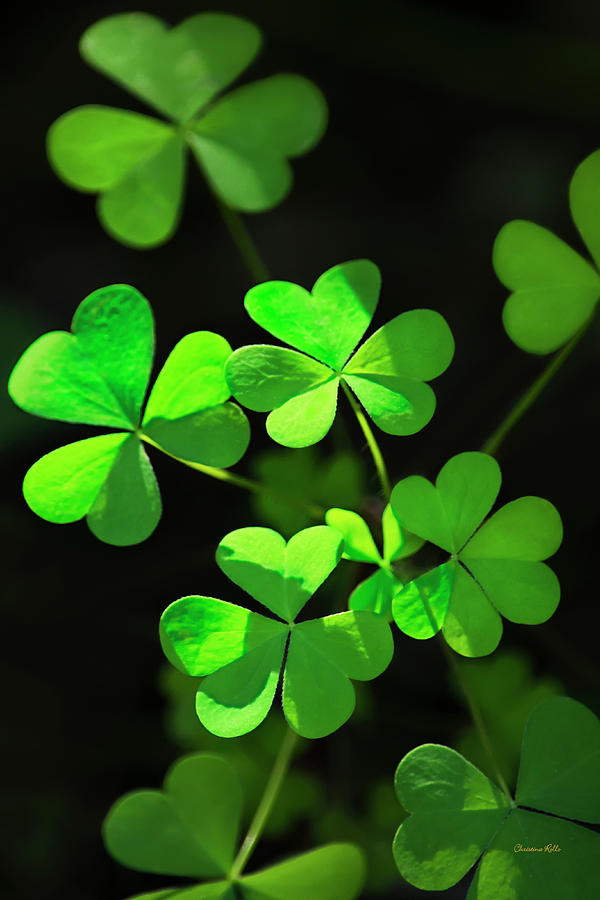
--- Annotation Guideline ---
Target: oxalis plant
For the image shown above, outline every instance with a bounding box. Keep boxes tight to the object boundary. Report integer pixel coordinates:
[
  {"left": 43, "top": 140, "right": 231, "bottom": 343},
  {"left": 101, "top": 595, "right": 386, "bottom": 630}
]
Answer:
[{"left": 8, "top": 10, "right": 600, "bottom": 900}]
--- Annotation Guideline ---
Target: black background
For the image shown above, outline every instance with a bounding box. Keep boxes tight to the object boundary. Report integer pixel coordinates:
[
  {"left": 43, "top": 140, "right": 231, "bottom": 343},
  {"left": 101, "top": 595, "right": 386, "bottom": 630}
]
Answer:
[{"left": 2, "top": 1, "right": 600, "bottom": 897}]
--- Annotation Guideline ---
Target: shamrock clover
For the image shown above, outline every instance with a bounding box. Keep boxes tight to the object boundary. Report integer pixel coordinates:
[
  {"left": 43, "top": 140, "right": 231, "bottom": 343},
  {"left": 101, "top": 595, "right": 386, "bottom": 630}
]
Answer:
[
  {"left": 226, "top": 259, "right": 455, "bottom": 448},
  {"left": 48, "top": 12, "right": 327, "bottom": 247},
  {"left": 325, "top": 504, "right": 423, "bottom": 618},
  {"left": 104, "top": 752, "right": 366, "bottom": 899},
  {"left": 8, "top": 285, "right": 249, "bottom": 545},
  {"left": 390, "top": 451, "right": 562, "bottom": 656},
  {"left": 393, "top": 697, "right": 600, "bottom": 898},
  {"left": 160, "top": 525, "right": 394, "bottom": 738},
  {"left": 494, "top": 149, "right": 600, "bottom": 353}
]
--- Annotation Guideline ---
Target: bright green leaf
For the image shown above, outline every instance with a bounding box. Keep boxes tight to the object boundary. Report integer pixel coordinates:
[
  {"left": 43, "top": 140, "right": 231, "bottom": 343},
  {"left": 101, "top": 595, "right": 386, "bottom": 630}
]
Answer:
[
  {"left": 266, "top": 378, "right": 339, "bottom": 448},
  {"left": 324, "top": 508, "right": 381, "bottom": 563},
  {"left": 190, "top": 75, "right": 327, "bottom": 211},
  {"left": 240, "top": 844, "right": 365, "bottom": 899},
  {"left": 144, "top": 332, "right": 232, "bottom": 421},
  {"left": 463, "top": 559, "right": 560, "bottom": 624},
  {"left": 463, "top": 496, "right": 563, "bottom": 561},
  {"left": 47, "top": 105, "right": 174, "bottom": 191},
  {"left": 8, "top": 284, "right": 154, "bottom": 429},
  {"left": 144, "top": 403, "right": 250, "bottom": 468},
  {"left": 160, "top": 596, "right": 288, "bottom": 676},
  {"left": 349, "top": 569, "right": 398, "bottom": 619},
  {"left": 80, "top": 12, "right": 262, "bottom": 122},
  {"left": 98, "top": 135, "right": 185, "bottom": 248},
  {"left": 243, "top": 260, "right": 381, "bottom": 369},
  {"left": 343, "top": 373, "right": 436, "bottom": 435},
  {"left": 392, "top": 562, "right": 454, "bottom": 640},
  {"left": 516, "top": 697, "right": 600, "bottom": 823},
  {"left": 22, "top": 433, "right": 128, "bottom": 524},
  {"left": 382, "top": 504, "right": 404, "bottom": 561},
  {"left": 196, "top": 638, "right": 287, "bottom": 738},
  {"left": 442, "top": 563, "right": 503, "bottom": 657},
  {"left": 216, "top": 526, "right": 342, "bottom": 622},
  {"left": 87, "top": 435, "right": 161, "bottom": 545},
  {"left": 344, "top": 309, "right": 454, "bottom": 381},
  {"left": 569, "top": 148, "right": 600, "bottom": 271},
  {"left": 103, "top": 754, "right": 242, "bottom": 877},
  {"left": 494, "top": 219, "right": 600, "bottom": 354},
  {"left": 393, "top": 744, "right": 509, "bottom": 890},
  {"left": 226, "top": 346, "right": 332, "bottom": 412}
]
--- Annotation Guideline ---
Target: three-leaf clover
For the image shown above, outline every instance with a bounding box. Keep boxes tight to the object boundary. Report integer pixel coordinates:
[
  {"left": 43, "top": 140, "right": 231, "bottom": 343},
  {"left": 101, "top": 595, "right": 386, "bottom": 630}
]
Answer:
[
  {"left": 8, "top": 285, "right": 249, "bottom": 545},
  {"left": 494, "top": 149, "right": 600, "bottom": 353},
  {"left": 48, "top": 12, "right": 328, "bottom": 247},
  {"left": 226, "top": 259, "right": 455, "bottom": 447},
  {"left": 390, "top": 451, "right": 562, "bottom": 656},
  {"left": 160, "top": 525, "right": 394, "bottom": 738},
  {"left": 325, "top": 505, "right": 423, "bottom": 618},
  {"left": 104, "top": 752, "right": 366, "bottom": 899},
  {"left": 393, "top": 696, "right": 600, "bottom": 898}
]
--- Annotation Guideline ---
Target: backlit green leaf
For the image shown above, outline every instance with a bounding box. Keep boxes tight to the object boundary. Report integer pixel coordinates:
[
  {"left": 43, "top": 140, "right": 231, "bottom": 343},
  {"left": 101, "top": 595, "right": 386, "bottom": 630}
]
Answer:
[
  {"left": 462, "top": 496, "right": 563, "bottom": 560},
  {"left": 392, "top": 562, "right": 454, "bottom": 640},
  {"left": 8, "top": 284, "right": 154, "bottom": 429},
  {"left": 243, "top": 261, "right": 381, "bottom": 369},
  {"left": 80, "top": 13, "right": 262, "bottom": 122},
  {"left": 343, "top": 373, "right": 436, "bottom": 436},
  {"left": 22, "top": 433, "right": 128, "bottom": 524},
  {"left": 190, "top": 75, "right": 327, "bottom": 211},
  {"left": 226, "top": 346, "right": 331, "bottom": 412},
  {"left": 86, "top": 435, "right": 161, "bottom": 545},
  {"left": 569, "top": 148, "right": 600, "bottom": 270},
  {"left": 144, "top": 403, "right": 250, "bottom": 468},
  {"left": 47, "top": 106, "right": 174, "bottom": 191},
  {"left": 216, "top": 526, "right": 342, "bottom": 622},
  {"left": 442, "top": 562, "right": 503, "bottom": 657},
  {"left": 325, "top": 508, "right": 381, "bottom": 563},
  {"left": 266, "top": 378, "right": 339, "bottom": 447},
  {"left": 344, "top": 309, "right": 454, "bottom": 380},
  {"left": 103, "top": 754, "right": 242, "bottom": 877},
  {"left": 393, "top": 698, "right": 600, "bottom": 898},
  {"left": 349, "top": 569, "right": 399, "bottom": 619},
  {"left": 495, "top": 220, "right": 600, "bottom": 354},
  {"left": 240, "top": 844, "right": 365, "bottom": 899},
  {"left": 144, "top": 332, "right": 232, "bottom": 421}
]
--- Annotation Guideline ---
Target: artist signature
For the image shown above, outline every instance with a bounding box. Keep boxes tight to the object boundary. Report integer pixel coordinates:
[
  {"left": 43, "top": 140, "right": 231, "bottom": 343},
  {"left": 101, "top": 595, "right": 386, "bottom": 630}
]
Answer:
[{"left": 513, "top": 844, "right": 561, "bottom": 853}]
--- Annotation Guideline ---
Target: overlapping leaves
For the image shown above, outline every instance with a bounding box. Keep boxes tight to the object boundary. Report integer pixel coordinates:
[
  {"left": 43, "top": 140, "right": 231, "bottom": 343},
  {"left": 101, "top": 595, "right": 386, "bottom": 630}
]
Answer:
[
  {"left": 391, "top": 451, "right": 562, "bottom": 656},
  {"left": 226, "top": 259, "right": 455, "bottom": 447},
  {"left": 160, "top": 525, "right": 394, "bottom": 738},
  {"left": 104, "top": 752, "right": 365, "bottom": 899},
  {"left": 494, "top": 149, "right": 600, "bottom": 353},
  {"left": 393, "top": 697, "right": 600, "bottom": 898},
  {"left": 325, "top": 504, "right": 422, "bottom": 618},
  {"left": 8, "top": 285, "right": 249, "bottom": 545},
  {"left": 48, "top": 12, "right": 327, "bottom": 247}
]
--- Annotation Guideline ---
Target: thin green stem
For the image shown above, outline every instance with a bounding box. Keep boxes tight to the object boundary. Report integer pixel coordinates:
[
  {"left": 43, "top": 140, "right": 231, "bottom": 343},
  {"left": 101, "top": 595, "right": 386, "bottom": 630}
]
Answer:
[
  {"left": 230, "top": 727, "right": 299, "bottom": 880},
  {"left": 439, "top": 637, "right": 513, "bottom": 804},
  {"left": 214, "top": 195, "right": 270, "bottom": 283},
  {"left": 481, "top": 323, "right": 590, "bottom": 457},
  {"left": 140, "top": 433, "right": 324, "bottom": 519},
  {"left": 341, "top": 380, "right": 391, "bottom": 499}
]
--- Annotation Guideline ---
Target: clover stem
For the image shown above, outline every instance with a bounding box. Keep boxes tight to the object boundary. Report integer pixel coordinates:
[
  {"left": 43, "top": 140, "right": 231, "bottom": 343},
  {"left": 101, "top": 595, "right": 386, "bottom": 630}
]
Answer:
[
  {"left": 341, "top": 380, "right": 392, "bottom": 499},
  {"left": 139, "top": 433, "right": 324, "bottom": 519},
  {"left": 213, "top": 195, "right": 270, "bottom": 282},
  {"left": 481, "top": 321, "right": 591, "bottom": 457},
  {"left": 439, "top": 637, "right": 513, "bottom": 804},
  {"left": 230, "top": 727, "right": 299, "bottom": 880}
]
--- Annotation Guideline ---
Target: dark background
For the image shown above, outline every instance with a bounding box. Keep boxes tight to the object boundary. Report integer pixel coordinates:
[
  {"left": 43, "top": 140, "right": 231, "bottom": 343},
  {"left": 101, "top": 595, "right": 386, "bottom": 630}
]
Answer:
[{"left": 2, "top": 1, "right": 600, "bottom": 897}]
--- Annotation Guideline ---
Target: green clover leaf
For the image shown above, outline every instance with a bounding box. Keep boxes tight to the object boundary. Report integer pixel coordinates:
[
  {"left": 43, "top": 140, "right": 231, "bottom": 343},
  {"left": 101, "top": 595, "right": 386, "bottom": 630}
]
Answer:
[
  {"left": 160, "top": 525, "right": 394, "bottom": 738},
  {"left": 390, "top": 451, "right": 562, "bottom": 656},
  {"left": 325, "top": 504, "right": 423, "bottom": 618},
  {"left": 47, "top": 12, "right": 328, "bottom": 247},
  {"left": 8, "top": 285, "right": 249, "bottom": 545},
  {"left": 494, "top": 149, "right": 600, "bottom": 353},
  {"left": 104, "top": 753, "right": 365, "bottom": 899},
  {"left": 226, "top": 259, "right": 455, "bottom": 447},
  {"left": 393, "top": 697, "right": 600, "bottom": 898}
]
